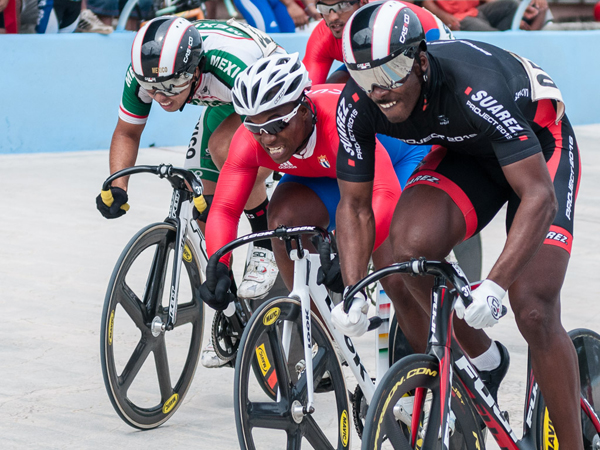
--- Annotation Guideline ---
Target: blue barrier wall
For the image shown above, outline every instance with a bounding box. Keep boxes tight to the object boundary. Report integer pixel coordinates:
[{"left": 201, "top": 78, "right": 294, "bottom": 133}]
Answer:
[{"left": 1, "top": 30, "right": 599, "bottom": 154}]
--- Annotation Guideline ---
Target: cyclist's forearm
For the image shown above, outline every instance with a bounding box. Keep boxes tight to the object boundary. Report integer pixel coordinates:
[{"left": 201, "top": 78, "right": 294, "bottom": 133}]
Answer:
[
  {"left": 336, "top": 202, "right": 376, "bottom": 287},
  {"left": 488, "top": 194, "right": 555, "bottom": 289},
  {"left": 108, "top": 123, "right": 143, "bottom": 191}
]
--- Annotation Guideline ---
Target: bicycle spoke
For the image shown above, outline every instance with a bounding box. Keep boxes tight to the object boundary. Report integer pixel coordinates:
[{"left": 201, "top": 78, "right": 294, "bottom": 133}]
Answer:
[
  {"left": 296, "top": 347, "right": 328, "bottom": 398},
  {"left": 153, "top": 335, "right": 174, "bottom": 400},
  {"left": 175, "top": 301, "right": 200, "bottom": 326},
  {"left": 119, "top": 339, "right": 153, "bottom": 392},
  {"left": 286, "top": 428, "right": 303, "bottom": 450},
  {"left": 143, "top": 239, "right": 171, "bottom": 313},
  {"left": 246, "top": 402, "right": 291, "bottom": 430},
  {"left": 303, "top": 415, "right": 335, "bottom": 450},
  {"left": 266, "top": 325, "right": 293, "bottom": 400},
  {"left": 382, "top": 413, "right": 412, "bottom": 450},
  {"left": 117, "top": 282, "right": 146, "bottom": 328},
  {"left": 422, "top": 393, "right": 442, "bottom": 450}
]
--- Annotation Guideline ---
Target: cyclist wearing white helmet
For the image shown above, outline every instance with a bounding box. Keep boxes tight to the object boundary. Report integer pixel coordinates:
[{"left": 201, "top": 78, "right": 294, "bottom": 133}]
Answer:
[
  {"left": 199, "top": 53, "right": 432, "bottom": 355},
  {"left": 96, "top": 16, "right": 288, "bottom": 368}
]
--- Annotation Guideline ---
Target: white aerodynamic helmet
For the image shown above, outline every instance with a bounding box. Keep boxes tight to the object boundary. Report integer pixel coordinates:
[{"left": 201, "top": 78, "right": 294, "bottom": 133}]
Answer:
[{"left": 232, "top": 52, "right": 312, "bottom": 116}]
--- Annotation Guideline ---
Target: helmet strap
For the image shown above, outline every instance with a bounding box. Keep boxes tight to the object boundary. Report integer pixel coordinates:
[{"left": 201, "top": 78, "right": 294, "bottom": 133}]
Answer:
[
  {"left": 293, "top": 95, "right": 318, "bottom": 155},
  {"left": 179, "top": 60, "right": 205, "bottom": 112}
]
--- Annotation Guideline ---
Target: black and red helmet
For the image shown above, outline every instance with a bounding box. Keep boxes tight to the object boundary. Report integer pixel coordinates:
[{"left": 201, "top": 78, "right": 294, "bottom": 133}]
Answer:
[
  {"left": 342, "top": 1, "right": 425, "bottom": 92},
  {"left": 131, "top": 17, "right": 203, "bottom": 85}
]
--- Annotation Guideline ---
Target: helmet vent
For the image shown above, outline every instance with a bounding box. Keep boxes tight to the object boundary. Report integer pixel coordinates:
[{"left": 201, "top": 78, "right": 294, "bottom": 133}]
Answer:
[
  {"left": 261, "top": 82, "right": 284, "bottom": 105},
  {"left": 256, "top": 60, "right": 270, "bottom": 74},
  {"left": 285, "top": 76, "right": 302, "bottom": 96}
]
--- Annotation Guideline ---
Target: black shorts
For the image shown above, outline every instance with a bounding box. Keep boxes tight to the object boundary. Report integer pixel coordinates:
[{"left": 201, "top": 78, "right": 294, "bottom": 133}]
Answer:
[{"left": 405, "top": 101, "right": 581, "bottom": 254}]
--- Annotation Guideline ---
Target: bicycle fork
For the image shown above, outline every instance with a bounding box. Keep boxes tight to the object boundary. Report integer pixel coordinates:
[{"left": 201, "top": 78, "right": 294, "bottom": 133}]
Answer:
[{"left": 151, "top": 190, "right": 192, "bottom": 336}]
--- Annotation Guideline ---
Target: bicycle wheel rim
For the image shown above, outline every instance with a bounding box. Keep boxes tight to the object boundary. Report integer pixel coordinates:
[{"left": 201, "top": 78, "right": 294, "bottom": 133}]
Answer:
[
  {"left": 363, "top": 354, "right": 484, "bottom": 450},
  {"left": 100, "top": 223, "right": 204, "bottom": 429}
]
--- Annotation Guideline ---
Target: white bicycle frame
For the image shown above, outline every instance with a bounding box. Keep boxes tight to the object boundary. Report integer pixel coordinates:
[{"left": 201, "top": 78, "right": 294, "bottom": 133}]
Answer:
[{"left": 279, "top": 248, "right": 391, "bottom": 413}]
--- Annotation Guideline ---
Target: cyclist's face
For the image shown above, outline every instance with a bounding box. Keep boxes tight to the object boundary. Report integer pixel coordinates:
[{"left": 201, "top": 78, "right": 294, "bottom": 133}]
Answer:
[
  {"left": 367, "top": 57, "right": 425, "bottom": 123},
  {"left": 319, "top": 0, "right": 362, "bottom": 38},
  {"left": 248, "top": 103, "right": 311, "bottom": 164}
]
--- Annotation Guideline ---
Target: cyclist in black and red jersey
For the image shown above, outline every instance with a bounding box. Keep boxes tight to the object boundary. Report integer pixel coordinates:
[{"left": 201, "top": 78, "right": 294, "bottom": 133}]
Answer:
[
  {"left": 332, "top": 1, "right": 582, "bottom": 446},
  {"left": 199, "top": 53, "right": 431, "bottom": 353}
]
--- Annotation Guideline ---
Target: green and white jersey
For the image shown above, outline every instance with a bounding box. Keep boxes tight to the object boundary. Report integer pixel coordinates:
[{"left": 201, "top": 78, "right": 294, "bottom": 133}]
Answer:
[{"left": 118, "top": 20, "right": 286, "bottom": 125}]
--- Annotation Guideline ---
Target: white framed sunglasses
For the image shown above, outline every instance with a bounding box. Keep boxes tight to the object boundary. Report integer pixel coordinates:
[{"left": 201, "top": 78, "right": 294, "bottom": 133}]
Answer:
[
  {"left": 244, "top": 103, "right": 302, "bottom": 135},
  {"left": 137, "top": 72, "right": 194, "bottom": 97},
  {"left": 315, "top": 0, "right": 359, "bottom": 15}
]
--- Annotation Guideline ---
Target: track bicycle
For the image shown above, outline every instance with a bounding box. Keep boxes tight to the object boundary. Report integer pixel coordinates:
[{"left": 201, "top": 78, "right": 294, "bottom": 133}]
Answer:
[
  {"left": 99, "top": 164, "right": 259, "bottom": 429},
  {"left": 205, "top": 225, "right": 483, "bottom": 449},
  {"left": 348, "top": 258, "right": 600, "bottom": 450}
]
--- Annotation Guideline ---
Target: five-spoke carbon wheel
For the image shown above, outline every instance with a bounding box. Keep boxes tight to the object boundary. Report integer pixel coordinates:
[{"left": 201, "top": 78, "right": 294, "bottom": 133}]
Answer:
[
  {"left": 362, "top": 354, "right": 484, "bottom": 450},
  {"left": 100, "top": 223, "right": 204, "bottom": 429},
  {"left": 235, "top": 297, "right": 350, "bottom": 449}
]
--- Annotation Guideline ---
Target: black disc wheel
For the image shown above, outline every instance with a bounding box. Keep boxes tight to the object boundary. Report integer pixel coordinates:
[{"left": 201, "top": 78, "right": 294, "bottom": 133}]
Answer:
[
  {"left": 534, "top": 328, "right": 600, "bottom": 449},
  {"left": 235, "top": 297, "right": 350, "bottom": 449},
  {"left": 362, "top": 354, "right": 485, "bottom": 450},
  {"left": 100, "top": 223, "right": 204, "bottom": 429}
]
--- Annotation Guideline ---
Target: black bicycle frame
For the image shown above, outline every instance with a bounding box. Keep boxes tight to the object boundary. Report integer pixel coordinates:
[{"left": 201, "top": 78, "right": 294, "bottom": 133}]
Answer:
[{"left": 346, "top": 258, "right": 600, "bottom": 450}]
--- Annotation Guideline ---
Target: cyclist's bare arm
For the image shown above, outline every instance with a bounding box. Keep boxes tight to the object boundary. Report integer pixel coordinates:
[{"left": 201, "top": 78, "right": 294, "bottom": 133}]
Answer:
[
  {"left": 336, "top": 178, "right": 376, "bottom": 287},
  {"left": 108, "top": 118, "right": 145, "bottom": 191},
  {"left": 488, "top": 152, "right": 558, "bottom": 289}
]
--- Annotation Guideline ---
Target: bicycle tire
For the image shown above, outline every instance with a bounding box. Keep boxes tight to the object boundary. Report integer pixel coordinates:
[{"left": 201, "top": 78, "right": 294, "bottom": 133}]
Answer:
[
  {"left": 235, "top": 297, "right": 350, "bottom": 450},
  {"left": 534, "top": 328, "right": 600, "bottom": 450},
  {"left": 362, "top": 354, "right": 485, "bottom": 450},
  {"left": 100, "top": 222, "right": 204, "bottom": 429}
]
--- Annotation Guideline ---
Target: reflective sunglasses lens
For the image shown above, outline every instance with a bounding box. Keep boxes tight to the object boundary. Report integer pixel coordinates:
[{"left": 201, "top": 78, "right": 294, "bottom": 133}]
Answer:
[{"left": 316, "top": 1, "right": 354, "bottom": 15}]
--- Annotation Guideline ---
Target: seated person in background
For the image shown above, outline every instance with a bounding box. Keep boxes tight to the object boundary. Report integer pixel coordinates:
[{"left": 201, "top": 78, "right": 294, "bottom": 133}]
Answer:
[
  {"left": 422, "top": 0, "right": 548, "bottom": 31},
  {"left": 200, "top": 53, "right": 431, "bottom": 354},
  {"left": 303, "top": 0, "right": 453, "bottom": 85},
  {"left": 233, "top": 0, "right": 308, "bottom": 32}
]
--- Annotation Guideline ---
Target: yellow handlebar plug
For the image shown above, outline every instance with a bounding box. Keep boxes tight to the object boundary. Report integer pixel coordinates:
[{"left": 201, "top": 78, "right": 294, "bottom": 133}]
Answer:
[{"left": 194, "top": 195, "right": 208, "bottom": 214}]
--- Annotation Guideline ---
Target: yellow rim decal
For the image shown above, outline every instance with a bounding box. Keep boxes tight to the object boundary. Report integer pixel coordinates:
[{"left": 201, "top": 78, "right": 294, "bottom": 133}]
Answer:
[
  {"left": 543, "top": 408, "right": 559, "bottom": 450},
  {"left": 340, "top": 410, "right": 349, "bottom": 447},
  {"left": 162, "top": 393, "right": 179, "bottom": 414},
  {"left": 183, "top": 244, "right": 193, "bottom": 263},
  {"left": 255, "top": 344, "right": 271, "bottom": 376},
  {"left": 108, "top": 310, "right": 115, "bottom": 346},
  {"left": 263, "top": 307, "right": 281, "bottom": 326}
]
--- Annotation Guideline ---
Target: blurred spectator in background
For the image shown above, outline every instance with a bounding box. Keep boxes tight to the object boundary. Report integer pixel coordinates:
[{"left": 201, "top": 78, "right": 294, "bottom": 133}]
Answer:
[
  {"left": 33, "top": 0, "right": 112, "bottom": 33},
  {"left": 0, "top": 0, "right": 21, "bottom": 32},
  {"left": 422, "top": 0, "right": 548, "bottom": 31},
  {"left": 233, "top": 0, "right": 314, "bottom": 32},
  {"left": 86, "top": 0, "right": 152, "bottom": 29}
]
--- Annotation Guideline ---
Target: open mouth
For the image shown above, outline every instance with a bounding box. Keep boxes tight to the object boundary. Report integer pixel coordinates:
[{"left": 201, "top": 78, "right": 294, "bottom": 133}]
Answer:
[
  {"left": 267, "top": 146, "right": 284, "bottom": 155},
  {"left": 378, "top": 101, "right": 397, "bottom": 110}
]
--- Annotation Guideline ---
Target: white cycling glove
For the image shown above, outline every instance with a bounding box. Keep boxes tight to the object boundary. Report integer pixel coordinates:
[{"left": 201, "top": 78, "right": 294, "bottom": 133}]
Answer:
[
  {"left": 331, "top": 287, "right": 370, "bottom": 337},
  {"left": 455, "top": 279, "right": 506, "bottom": 329}
]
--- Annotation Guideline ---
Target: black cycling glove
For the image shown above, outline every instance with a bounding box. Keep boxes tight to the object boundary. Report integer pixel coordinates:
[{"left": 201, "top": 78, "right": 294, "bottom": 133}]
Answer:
[
  {"left": 96, "top": 187, "right": 129, "bottom": 219},
  {"left": 316, "top": 240, "right": 345, "bottom": 293},
  {"left": 199, "top": 262, "right": 234, "bottom": 311}
]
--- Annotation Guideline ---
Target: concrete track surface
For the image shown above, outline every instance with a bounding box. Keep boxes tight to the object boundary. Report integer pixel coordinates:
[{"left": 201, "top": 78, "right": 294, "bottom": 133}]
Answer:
[{"left": 1, "top": 124, "right": 599, "bottom": 449}]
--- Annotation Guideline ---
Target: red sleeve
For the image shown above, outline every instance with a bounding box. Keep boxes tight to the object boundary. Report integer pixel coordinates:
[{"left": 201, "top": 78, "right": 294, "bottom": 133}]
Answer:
[
  {"left": 372, "top": 141, "right": 401, "bottom": 250},
  {"left": 303, "top": 21, "right": 340, "bottom": 85},
  {"left": 205, "top": 127, "right": 261, "bottom": 266}
]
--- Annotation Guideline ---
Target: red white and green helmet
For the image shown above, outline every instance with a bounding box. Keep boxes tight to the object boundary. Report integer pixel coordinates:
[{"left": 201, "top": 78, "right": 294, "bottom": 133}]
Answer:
[{"left": 131, "top": 17, "right": 204, "bottom": 92}]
